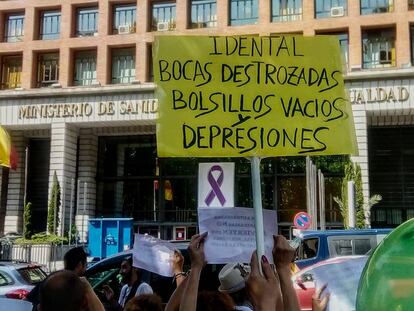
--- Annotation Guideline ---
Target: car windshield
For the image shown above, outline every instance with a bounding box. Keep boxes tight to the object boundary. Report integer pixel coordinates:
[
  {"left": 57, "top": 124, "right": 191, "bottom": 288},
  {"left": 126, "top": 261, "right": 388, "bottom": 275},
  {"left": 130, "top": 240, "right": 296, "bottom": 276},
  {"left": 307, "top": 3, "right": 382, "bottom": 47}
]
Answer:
[{"left": 18, "top": 266, "right": 47, "bottom": 284}]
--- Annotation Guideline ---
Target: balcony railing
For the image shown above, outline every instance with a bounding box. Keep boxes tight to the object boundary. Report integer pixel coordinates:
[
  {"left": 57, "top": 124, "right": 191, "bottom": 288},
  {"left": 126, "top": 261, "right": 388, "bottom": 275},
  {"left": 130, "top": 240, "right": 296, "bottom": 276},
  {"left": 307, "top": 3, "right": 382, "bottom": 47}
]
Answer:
[{"left": 132, "top": 209, "right": 198, "bottom": 223}]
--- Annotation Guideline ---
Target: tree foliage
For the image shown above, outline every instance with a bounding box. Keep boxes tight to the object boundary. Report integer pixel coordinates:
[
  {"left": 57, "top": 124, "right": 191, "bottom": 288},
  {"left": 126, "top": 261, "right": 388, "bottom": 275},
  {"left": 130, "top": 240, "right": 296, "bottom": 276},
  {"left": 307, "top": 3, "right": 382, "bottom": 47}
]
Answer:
[
  {"left": 334, "top": 161, "right": 381, "bottom": 228},
  {"left": 23, "top": 202, "right": 33, "bottom": 239},
  {"left": 47, "top": 172, "right": 61, "bottom": 235}
]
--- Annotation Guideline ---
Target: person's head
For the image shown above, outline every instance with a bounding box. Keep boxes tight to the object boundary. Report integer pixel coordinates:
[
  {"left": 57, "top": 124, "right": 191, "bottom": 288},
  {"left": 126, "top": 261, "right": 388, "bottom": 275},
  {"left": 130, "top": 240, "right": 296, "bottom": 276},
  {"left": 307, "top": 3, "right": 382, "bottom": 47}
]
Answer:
[
  {"left": 38, "top": 271, "right": 87, "bottom": 311},
  {"left": 120, "top": 256, "right": 139, "bottom": 283},
  {"left": 124, "top": 294, "right": 163, "bottom": 311},
  {"left": 197, "top": 291, "right": 234, "bottom": 311},
  {"left": 218, "top": 263, "right": 250, "bottom": 295},
  {"left": 64, "top": 247, "right": 87, "bottom": 276}
]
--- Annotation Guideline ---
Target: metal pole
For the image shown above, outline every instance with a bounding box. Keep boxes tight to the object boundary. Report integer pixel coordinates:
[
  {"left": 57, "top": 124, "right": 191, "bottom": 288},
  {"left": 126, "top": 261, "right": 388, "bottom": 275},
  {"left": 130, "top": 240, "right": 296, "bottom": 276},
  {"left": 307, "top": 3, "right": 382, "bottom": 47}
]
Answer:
[
  {"left": 306, "top": 157, "right": 311, "bottom": 217},
  {"left": 251, "top": 157, "right": 265, "bottom": 274},
  {"left": 23, "top": 146, "right": 29, "bottom": 208},
  {"left": 76, "top": 179, "right": 81, "bottom": 246},
  {"left": 318, "top": 170, "right": 326, "bottom": 230},
  {"left": 348, "top": 181, "right": 356, "bottom": 228},
  {"left": 82, "top": 182, "right": 87, "bottom": 244},
  {"left": 69, "top": 178, "right": 74, "bottom": 245},
  {"left": 312, "top": 164, "right": 318, "bottom": 230},
  {"left": 61, "top": 177, "right": 65, "bottom": 237}
]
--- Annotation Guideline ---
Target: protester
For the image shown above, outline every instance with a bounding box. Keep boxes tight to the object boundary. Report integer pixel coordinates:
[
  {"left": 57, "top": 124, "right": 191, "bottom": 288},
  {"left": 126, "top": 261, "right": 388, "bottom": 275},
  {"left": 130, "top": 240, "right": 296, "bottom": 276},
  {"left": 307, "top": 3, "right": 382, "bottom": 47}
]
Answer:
[
  {"left": 26, "top": 246, "right": 88, "bottom": 311},
  {"left": 102, "top": 256, "right": 153, "bottom": 310},
  {"left": 197, "top": 290, "right": 235, "bottom": 311},
  {"left": 124, "top": 294, "right": 163, "bottom": 311},
  {"left": 218, "top": 263, "right": 253, "bottom": 311},
  {"left": 38, "top": 270, "right": 104, "bottom": 311},
  {"left": 273, "top": 235, "right": 301, "bottom": 311},
  {"left": 63, "top": 245, "right": 88, "bottom": 276},
  {"left": 246, "top": 251, "right": 284, "bottom": 311}
]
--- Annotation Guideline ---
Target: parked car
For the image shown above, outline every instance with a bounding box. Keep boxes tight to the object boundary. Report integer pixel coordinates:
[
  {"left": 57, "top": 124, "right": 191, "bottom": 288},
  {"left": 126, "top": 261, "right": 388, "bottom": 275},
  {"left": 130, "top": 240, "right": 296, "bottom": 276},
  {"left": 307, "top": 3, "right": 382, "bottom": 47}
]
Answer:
[
  {"left": 293, "top": 255, "right": 368, "bottom": 311},
  {"left": 292, "top": 228, "right": 392, "bottom": 269},
  {"left": 85, "top": 243, "right": 222, "bottom": 305},
  {"left": 0, "top": 261, "right": 47, "bottom": 299}
]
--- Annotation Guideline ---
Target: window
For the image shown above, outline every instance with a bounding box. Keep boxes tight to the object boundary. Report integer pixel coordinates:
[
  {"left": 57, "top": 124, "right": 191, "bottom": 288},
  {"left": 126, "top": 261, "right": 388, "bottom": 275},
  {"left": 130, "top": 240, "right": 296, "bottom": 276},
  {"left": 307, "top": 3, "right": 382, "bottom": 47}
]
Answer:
[
  {"left": 315, "top": 0, "right": 347, "bottom": 18},
  {"left": 111, "top": 48, "right": 135, "bottom": 84},
  {"left": 190, "top": 0, "right": 217, "bottom": 28},
  {"left": 410, "top": 0, "right": 414, "bottom": 10},
  {"left": 362, "top": 28, "right": 395, "bottom": 69},
  {"left": 272, "top": 0, "right": 302, "bottom": 22},
  {"left": 17, "top": 267, "right": 47, "bottom": 284},
  {"left": 298, "top": 238, "right": 319, "bottom": 259},
  {"left": 0, "top": 271, "right": 13, "bottom": 286},
  {"left": 411, "top": 25, "right": 414, "bottom": 65},
  {"left": 37, "top": 52, "right": 59, "bottom": 87},
  {"left": 152, "top": 2, "right": 176, "bottom": 31},
  {"left": 360, "top": 0, "right": 393, "bottom": 15},
  {"left": 230, "top": 0, "right": 258, "bottom": 25},
  {"left": 338, "top": 33, "right": 349, "bottom": 70},
  {"left": 39, "top": 10, "right": 61, "bottom": 40},
  {"left": 318, "top": 32, "right": 349, "bottom": 70},
  {"left": 329, "top": 238, "right": 372, "bottom": 256},
  {"left": 73, "top": 50, "right": 97, "bottom": 86},
  {"left": 76, "top": 7, "right": 98, "bottom": 37},
  {"left": 1, "top": 55, "right": 22, "bottom": 89},
  {"left": 4, "top": 13, "right": 24, "bottom": 42},
  {"left": 113, "top": 4, "right": 136, "bottom": 34},
  {"left": 147, "top": 44, "right": 153, "bottom": 82}
]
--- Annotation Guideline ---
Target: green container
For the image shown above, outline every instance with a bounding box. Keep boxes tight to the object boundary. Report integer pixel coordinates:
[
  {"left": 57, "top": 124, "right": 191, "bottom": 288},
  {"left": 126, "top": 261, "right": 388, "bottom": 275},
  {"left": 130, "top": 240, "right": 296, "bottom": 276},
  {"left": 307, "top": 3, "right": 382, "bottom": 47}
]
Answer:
[{"left": 357, "top": 219, "right": 414, "bottom": 311}]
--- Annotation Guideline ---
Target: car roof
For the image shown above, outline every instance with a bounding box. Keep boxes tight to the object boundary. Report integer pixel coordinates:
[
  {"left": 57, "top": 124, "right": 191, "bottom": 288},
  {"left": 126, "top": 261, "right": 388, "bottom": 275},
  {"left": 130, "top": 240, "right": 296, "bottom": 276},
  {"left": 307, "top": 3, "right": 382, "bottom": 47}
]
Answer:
[
  {"left": 294, "top": 228, "right": 393, "bottom": 238},
  {"left": 0, "top": 261, "right": 42, "bottom": 269},
  {"left": 296, "top": 255, "right": 368, "bottom": 275}
]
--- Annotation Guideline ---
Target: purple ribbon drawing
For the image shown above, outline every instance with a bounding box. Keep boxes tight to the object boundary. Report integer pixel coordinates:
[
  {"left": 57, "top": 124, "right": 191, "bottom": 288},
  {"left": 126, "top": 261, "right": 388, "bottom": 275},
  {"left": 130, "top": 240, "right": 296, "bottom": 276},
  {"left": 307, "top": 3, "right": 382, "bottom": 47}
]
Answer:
[{"left": 204, "top": 165, "right": 226, "bottom": 206}]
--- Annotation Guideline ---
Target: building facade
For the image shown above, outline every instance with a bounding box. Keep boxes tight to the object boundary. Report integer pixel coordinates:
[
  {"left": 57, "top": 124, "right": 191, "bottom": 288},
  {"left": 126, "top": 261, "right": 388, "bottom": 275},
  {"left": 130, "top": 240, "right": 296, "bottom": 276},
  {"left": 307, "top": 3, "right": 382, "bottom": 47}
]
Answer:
[{"left": 0, "top": 0, "right": 413, "bottom": 239}]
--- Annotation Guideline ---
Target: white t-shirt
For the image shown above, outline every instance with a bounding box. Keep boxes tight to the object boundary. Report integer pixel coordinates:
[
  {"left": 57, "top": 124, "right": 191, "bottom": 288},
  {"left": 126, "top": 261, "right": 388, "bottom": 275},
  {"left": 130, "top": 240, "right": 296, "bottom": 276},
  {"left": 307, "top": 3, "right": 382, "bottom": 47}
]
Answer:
[{"left": 118, "top": 282, "right": 153, "bottom": 307}]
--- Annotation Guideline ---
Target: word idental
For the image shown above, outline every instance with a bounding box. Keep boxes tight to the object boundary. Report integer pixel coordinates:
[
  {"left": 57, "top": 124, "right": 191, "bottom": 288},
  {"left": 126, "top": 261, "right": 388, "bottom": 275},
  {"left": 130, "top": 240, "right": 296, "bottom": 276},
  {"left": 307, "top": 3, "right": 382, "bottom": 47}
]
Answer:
[{"left": 182, "top": 124, "right": 329, "bottom": 154}]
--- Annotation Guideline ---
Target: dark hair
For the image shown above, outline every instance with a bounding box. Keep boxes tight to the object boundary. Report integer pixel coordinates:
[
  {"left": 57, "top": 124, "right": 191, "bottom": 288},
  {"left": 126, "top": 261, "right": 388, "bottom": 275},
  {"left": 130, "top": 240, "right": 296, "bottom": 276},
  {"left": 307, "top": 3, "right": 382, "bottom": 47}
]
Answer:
[
  {"left": 124, "top": 294, "right": 163, "bottom": 311},
  {"left": 230, "top": 287, "right": 248, "bottom": 305},
  {"left": 39, "top": 271, "right": 86, "bottom": 311},
  {"left": 64, "top": 247, "right": 87, "bottom": 271},
  {"left": 197, "top": 291, "right": 234, "bottom": 311}
]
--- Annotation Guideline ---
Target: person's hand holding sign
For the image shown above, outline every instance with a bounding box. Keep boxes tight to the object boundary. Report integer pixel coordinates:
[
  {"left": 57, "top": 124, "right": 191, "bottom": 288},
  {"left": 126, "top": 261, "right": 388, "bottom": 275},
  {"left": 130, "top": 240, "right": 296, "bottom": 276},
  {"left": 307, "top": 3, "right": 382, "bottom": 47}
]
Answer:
[
  {"left": 273, "top": 235, "right": 301, "bottom": 311},
  {"left": 188, "top": 232, "right": 207, "bottom": 270},
  {"left": 246, "top": 251, "right": 283, "bottom": 311}
]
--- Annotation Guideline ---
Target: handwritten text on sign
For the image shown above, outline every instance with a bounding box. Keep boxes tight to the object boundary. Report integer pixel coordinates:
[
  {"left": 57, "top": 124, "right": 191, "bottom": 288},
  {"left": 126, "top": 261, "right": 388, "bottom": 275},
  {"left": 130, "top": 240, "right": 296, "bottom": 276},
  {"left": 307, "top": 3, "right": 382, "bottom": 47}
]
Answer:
[{"left": 155, "top": 35, "right": 357, "bottom": 157}]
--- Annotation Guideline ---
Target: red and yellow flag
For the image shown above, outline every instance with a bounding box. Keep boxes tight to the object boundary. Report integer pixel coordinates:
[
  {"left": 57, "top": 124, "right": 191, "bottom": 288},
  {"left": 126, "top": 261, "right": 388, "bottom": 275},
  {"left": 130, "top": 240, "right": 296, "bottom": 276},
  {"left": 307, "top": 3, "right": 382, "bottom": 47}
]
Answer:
[{"left": 0, "top": 125, "right": 12, "bottom": 168}]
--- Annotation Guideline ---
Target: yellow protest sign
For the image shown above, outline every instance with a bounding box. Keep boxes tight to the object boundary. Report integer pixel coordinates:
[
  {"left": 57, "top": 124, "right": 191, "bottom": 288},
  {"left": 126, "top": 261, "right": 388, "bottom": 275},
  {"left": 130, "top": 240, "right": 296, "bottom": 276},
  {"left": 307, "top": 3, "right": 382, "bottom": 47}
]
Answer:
[{"left": 154, "top": 35, "right": 357, "bottom": 157}]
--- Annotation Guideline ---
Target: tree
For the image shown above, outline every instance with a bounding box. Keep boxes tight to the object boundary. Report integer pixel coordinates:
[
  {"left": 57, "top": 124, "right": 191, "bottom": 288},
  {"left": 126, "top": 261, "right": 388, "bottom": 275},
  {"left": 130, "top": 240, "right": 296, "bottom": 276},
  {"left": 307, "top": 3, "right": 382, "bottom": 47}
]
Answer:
[
  {"left": 334, "top": 161, "right": 382, "bottom": 228},
  {"left": 47, "top": 172, "right": 61, "bottom": 235},
  {"left": 23, "top": 202, "right": 33, "bottom": 239}
]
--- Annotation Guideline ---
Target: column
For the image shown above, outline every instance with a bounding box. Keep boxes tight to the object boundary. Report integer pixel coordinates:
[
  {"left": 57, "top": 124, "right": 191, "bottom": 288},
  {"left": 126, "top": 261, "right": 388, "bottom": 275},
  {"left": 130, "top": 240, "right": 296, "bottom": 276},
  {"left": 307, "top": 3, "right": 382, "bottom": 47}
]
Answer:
[
  {"left": 4, "top": 131, "right": 26, "bottom": 233},
  {"left": 350, "top": 106, "right": 370, "bottom": 205},
  {"left": 176, "top": 0, "right": 188, "bottom": 30},
  {"left": 76, "top": 128, "right": 98, "bottom": 242},
  {"left": 349, "top": 24, "right": 362, "bottom": 70},
  {"left": 49, "top": 123, "right": 78, "bottom": 235},
  {"left": 217, "top": 0, "right": 229, "bottom": 29}
]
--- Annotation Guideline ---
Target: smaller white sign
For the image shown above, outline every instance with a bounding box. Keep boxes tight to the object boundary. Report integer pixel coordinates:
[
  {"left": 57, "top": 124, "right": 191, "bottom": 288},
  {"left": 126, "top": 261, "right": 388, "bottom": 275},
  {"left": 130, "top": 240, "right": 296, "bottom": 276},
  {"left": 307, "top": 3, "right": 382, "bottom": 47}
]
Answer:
[
  {"left": 132, "top": 234, "right": 177, "bottom": 277},
  {"left": 198, "top": 207, "right": 277, "bottom": 264},
  {"left": 198, "top": 162, "right": 235, "bottom": 208}
]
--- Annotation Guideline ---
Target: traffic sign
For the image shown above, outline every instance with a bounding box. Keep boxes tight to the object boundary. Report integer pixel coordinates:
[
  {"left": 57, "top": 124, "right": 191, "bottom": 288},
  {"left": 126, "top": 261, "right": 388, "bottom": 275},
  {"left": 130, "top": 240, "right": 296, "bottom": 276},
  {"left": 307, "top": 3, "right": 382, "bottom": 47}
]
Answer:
[{"left": 293, "top": 212, "right": 312, "bottom": 230}]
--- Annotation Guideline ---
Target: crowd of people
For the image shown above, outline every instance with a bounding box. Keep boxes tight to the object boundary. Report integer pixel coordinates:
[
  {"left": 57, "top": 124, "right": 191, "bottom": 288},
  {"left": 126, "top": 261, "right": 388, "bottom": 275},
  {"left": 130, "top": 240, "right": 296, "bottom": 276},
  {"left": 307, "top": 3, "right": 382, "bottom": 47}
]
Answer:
[{"left": 27, "top": 234, "right": 329, "bottom": 311}]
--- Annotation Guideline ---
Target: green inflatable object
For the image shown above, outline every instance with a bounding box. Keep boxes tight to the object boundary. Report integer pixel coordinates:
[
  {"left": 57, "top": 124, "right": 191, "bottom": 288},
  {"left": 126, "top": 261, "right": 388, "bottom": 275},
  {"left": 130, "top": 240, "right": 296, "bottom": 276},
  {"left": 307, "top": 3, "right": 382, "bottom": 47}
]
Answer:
[{"left": 357, "top": 219, "right": 414, "bottom": 311}]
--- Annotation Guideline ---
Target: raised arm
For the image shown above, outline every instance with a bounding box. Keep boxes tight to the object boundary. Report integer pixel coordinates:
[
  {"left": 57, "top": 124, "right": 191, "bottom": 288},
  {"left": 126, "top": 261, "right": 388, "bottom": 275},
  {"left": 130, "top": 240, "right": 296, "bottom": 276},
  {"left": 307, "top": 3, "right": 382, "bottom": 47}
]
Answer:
[
  {"left": 246, "top": 251, "right": 284, "bottom": 311},
  {"left": 273, "top": 235, "right": 301, "bottom": 311},
  {"left": 179, "top": 232, "right": 208, "bottom": 311}
]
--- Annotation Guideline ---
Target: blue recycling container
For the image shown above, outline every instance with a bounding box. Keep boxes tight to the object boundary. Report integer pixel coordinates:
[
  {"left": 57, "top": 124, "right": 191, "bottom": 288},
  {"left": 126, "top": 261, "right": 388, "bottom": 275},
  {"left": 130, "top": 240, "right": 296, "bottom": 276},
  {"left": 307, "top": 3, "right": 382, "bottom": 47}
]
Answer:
[{"left": 88, "top": 218, "right": 133, "bottom": 260}]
